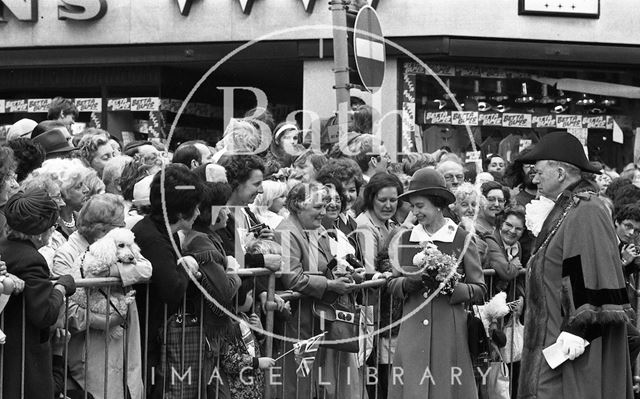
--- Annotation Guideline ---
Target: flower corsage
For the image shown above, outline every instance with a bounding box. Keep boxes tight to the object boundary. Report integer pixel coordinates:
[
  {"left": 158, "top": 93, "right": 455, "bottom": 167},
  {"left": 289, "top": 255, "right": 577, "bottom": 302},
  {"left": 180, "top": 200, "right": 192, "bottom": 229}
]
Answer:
[{"left": 412, "top": 241, "right": 462, "bottom": 296}]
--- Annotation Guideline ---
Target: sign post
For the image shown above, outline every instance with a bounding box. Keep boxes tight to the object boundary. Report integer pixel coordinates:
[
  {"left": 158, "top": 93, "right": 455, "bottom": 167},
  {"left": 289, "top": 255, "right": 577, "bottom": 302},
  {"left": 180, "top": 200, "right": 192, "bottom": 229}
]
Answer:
[
  {"left": 330, "top": 0, "right": 352, "bottom": 139},
  {"left": 353, "top": 5, "right": 385, "bottom": 93}
]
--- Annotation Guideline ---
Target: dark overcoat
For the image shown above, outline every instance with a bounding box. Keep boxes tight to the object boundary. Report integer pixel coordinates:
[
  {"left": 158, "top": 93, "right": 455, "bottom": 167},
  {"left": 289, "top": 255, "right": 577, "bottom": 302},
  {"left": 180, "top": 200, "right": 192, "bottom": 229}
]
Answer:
[
  {"left": 1, "top": 238, "right": 65, "bottom": 399},
  {"left": 518, "top": 184, "right": 634, "bottom": 399}
]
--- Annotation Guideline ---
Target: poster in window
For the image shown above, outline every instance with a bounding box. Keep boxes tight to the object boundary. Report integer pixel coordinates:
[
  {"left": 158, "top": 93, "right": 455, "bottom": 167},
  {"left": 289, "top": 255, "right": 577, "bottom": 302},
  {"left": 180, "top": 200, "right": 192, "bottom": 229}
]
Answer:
[
  {"left": 451, "top": 111, "right": 478, "bottom": 126},
  {"left": 502, "top": 113, "right": 532, "bottom": 128}
]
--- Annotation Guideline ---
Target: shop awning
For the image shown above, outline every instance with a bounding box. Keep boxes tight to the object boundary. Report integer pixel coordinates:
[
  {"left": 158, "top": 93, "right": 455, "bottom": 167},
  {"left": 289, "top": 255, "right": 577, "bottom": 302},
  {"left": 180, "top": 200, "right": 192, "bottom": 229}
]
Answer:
[{"left": 531, "top": 76, "right": 640, "bottom": 99}]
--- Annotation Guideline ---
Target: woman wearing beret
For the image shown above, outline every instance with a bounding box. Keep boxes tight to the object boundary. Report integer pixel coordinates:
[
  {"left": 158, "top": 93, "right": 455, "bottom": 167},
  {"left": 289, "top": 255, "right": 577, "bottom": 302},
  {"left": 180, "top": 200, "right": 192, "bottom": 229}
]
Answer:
[
  {"left": 1, "top": 188, "right": 76, "bottom": 399},
  {"left": 387, "top": 168, "right": 486, "bottom": 399}
]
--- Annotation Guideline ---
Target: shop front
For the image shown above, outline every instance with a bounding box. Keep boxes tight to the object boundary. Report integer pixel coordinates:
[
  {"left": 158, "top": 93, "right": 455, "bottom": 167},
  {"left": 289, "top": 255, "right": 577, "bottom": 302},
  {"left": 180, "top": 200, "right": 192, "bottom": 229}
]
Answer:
[
  {"left": 400, "top": 51, "right": 640, "bottom": 172},
  {"left": 1, "top": 0, "right": 640, "bottom": 166}
]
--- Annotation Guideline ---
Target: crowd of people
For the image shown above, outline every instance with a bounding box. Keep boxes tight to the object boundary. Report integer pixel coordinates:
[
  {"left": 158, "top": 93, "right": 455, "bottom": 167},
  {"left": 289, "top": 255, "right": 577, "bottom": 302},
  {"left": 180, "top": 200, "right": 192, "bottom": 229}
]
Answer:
[{"left": 0, "top": 97, "right": 638, "bottom": 399}]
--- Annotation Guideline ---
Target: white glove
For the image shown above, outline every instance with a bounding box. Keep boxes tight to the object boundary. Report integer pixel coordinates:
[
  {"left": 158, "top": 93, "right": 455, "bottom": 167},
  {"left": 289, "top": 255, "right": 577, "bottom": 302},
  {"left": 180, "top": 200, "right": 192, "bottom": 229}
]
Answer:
[{"left": 557, "top": 331, "right": 587, "bottom": 360}]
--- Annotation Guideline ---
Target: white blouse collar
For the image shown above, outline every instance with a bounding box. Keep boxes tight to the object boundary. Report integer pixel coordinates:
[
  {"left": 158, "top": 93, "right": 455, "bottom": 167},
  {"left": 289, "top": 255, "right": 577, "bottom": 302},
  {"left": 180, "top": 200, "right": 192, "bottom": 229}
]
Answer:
[{"left": 409, "top": 218, "right": 458, "bottom": 243}]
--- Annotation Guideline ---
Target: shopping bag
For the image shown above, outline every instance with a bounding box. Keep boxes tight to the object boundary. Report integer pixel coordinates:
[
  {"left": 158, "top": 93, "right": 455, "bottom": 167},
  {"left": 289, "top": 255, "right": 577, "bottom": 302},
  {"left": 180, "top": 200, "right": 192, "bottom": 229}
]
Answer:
[
  {"left": 486, "top": 361, "right": 510, "bottom": 399},
  {"left": 501, "top": 317, "right": 524, "bottom": 363}
]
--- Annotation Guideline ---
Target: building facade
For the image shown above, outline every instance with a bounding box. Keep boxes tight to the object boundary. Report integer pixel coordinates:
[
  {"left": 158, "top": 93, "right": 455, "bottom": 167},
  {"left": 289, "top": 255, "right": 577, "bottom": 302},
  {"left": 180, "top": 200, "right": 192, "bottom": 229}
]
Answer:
[{"left": 1, "top": 0, "right": 639, "bottom": 168}]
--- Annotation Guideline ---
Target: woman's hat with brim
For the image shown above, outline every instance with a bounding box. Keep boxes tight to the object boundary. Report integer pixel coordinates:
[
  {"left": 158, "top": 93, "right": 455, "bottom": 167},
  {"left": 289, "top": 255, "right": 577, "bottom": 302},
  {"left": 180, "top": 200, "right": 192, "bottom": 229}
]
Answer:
[
  {"left": 32, "top": 128, "right": 75, "bottom": 156},
  {"left": 516, "top": 131, "right": 600, "bottom": 174},
  {"left": 399, "top": 167, "right": 455, "bottom": 205}
]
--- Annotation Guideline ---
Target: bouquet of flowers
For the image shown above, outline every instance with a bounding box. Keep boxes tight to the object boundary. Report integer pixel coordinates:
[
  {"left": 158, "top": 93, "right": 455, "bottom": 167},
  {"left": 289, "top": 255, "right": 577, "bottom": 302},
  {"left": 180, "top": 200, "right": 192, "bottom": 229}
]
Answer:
[{"left": 412, "top": 241, "right": 462, "bottom": 296}]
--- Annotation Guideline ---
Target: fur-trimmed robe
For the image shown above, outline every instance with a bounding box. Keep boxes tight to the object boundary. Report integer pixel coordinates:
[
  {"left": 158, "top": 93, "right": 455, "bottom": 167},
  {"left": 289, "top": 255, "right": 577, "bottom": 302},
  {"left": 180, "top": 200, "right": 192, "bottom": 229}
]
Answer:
[{"left": 518, "top": 180, "right": 635, "bottom": 399}]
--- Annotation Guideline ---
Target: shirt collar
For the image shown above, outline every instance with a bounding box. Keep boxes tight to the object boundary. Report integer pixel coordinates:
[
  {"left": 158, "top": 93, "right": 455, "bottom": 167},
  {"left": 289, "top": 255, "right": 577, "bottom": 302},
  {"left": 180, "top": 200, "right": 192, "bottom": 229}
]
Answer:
[
  {"left": 339, "top": 212, "right": 349, "bottom": 225},
  {"left": 409, "top": 218, "right": 458, "bottom": 243},
  {"left": 365, "top": 210, "right": 387, "bottom": 230}
]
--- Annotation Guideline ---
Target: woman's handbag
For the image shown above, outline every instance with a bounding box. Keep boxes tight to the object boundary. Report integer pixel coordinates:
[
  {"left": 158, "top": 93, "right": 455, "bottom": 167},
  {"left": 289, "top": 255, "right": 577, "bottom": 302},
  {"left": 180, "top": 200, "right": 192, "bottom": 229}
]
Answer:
[
  {"left": 158, "top": 311, "right": 214, "bottom": 399},
  {"left": 312, "top": 293, "right": 361, "bottom": 353},
  {"left": 467, "top": 308, "right": 491, "bottom": 366},
  {"left": 501, "top": 316, "right": 524, "bottom": 363}
]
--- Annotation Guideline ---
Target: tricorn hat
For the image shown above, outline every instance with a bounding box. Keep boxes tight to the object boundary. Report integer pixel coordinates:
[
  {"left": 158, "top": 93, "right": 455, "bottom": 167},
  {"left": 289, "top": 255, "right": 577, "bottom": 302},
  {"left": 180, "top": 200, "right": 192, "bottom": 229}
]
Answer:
[
  {"left": 399, "top": 167, "right": 455, "bottom": 205},
  {"left": 516, "top": 131, "right": 600, "bottom": 174}
]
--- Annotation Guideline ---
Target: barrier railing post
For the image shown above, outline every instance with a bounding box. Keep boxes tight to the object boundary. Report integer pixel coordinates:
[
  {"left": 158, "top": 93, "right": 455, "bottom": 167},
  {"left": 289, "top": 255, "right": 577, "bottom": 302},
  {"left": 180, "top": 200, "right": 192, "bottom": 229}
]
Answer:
[
  {"left": 264, "top": 272, "right": 276, "bottom": 399},
  {"left": 635, "top": 273, "right": 640, "bottom": 386},
  {"left": 0, "top": 267, "right": 532, "bottom": 399}
]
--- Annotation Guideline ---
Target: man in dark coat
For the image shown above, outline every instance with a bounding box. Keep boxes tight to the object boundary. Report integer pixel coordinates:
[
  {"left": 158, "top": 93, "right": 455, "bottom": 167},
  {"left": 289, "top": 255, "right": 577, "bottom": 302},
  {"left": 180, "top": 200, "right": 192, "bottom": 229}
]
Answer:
[
  {"left": 1, "top": 188, "right": 76, "bottom": 399},
  {"left": 131, "top": 165, "right": 218, "bottom": 398},
  {"left": 517, "top": 132, "right": 634, "bottom": 399}
]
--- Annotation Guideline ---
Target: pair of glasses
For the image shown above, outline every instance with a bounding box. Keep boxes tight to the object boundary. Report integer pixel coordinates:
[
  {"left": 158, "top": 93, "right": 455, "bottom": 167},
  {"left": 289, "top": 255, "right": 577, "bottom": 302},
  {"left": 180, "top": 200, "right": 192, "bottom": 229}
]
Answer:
[
  {"left": 269, "top": 175, "right": 287, "bottom": 182},
  {"left": 443, "top": 174, "right": 464, "bottom": 182}
]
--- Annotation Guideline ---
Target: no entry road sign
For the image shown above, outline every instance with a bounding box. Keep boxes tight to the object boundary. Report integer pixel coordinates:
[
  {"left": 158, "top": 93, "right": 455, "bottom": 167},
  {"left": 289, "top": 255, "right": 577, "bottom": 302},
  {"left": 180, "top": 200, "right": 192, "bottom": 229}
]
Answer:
[{"left": 353, "top": 5, "right": 385, "bottom": 93}]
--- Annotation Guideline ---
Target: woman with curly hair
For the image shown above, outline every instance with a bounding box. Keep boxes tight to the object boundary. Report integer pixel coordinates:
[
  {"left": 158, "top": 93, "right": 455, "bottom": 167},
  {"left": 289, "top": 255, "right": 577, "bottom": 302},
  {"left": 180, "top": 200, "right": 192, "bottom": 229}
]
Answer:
[
  {"left": 316, "top": 157, "right": 365, "bottom": 233},
  {"left": 53, "top": 193, "right": 151, "bottom": 399},
  {"left": 77, "top": 130, "right": 116, "bottom": 176},
  {"left": 5, "top": 138, "right": 45, "bottom": 182},
  {"left": 0, "top": 146, "right": 19, "bottom": 239},
  {"left": 216, "top": 118, "right": 265, "bottom": 158},
  {"left": 29, "top": 158, "right": 92, "bottom": 247}
]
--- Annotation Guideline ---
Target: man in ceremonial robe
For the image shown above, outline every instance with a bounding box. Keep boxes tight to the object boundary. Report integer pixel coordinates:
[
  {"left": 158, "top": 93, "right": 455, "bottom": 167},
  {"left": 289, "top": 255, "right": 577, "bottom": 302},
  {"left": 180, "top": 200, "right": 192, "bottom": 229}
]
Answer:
[{"left": 517, "top": 131, "right": 635, "bottom": 399}]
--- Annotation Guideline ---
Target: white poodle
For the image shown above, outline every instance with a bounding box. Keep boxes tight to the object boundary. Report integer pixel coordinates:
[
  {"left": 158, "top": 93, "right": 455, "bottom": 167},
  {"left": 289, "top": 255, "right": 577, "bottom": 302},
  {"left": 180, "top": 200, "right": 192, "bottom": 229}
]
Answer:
[{"left": 74, "top": 228, "right": 148, "bottom": 338}]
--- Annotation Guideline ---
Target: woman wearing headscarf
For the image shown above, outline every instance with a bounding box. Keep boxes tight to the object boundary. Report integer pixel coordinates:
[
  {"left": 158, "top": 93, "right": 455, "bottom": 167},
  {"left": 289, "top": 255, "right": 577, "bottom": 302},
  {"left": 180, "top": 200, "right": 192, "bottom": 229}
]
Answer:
[
  {"left": 387, "top": 168, "right": 486, "bottom": 399},
  {"left": 1, "top": 188, "right": 76, "bottom": 399}
]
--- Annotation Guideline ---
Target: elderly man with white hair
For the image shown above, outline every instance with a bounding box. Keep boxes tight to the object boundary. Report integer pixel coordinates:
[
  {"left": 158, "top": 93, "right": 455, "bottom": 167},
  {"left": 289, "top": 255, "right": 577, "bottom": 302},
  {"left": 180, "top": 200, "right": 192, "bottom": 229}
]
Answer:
[
  {"left": 516, "top": 131, "right": 634, "bottom": 399},
  {"left": 436, "top": 159, "right": 465, "bottom": 191}
]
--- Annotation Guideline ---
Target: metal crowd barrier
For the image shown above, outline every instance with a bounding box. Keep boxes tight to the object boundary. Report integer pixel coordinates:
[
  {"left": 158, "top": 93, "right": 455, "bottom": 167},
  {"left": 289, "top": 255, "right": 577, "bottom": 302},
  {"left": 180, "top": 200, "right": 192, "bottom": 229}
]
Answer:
[{"left": 2, "top": 268, "right": 632, "bottom": 399}]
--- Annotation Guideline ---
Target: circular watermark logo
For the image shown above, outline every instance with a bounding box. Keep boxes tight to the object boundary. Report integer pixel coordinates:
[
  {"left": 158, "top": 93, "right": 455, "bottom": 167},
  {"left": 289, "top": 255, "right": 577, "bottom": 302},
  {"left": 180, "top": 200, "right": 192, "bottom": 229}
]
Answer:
[{"left": 159, "top": 23, "right": 481, "bottom": 347}]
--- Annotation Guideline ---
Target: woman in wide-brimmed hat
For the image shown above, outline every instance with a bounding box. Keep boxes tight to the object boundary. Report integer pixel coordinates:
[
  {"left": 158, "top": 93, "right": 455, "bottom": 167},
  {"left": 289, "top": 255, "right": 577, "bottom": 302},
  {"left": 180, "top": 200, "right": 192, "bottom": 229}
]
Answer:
[{"left": 386, "top": 167, "right": 486, "bottom": 399}]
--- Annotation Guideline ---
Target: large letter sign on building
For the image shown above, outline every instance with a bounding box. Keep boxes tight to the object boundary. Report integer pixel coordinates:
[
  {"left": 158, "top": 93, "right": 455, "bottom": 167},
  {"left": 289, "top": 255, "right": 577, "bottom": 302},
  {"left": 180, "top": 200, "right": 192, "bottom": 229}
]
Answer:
[
  {"left": 353, "top": 5, "right": 385, "bottom": 93},
  {"left": 58, "top": 0, "right": 107, "bottom": 21},
  {"left": 0, "top": 0, "right": 38, "bottom": 22}
]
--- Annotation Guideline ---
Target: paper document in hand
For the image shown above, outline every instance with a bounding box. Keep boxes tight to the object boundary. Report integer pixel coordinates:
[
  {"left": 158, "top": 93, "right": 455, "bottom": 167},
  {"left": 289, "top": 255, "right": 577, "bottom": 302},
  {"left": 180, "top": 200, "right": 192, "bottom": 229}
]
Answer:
[{"left": 542, "top": 340, "right": 590, "bottom": 369}]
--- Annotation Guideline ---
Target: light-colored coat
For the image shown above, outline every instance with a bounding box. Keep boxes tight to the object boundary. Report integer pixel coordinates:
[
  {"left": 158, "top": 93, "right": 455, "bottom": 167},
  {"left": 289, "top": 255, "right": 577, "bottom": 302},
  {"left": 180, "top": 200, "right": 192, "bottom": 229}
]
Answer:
[
  {"left": 274, "top": 215, "right": 361, "bottom": 399},
  {"left": 53, "top": 231, "right": 152, "bottom": 399}
]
